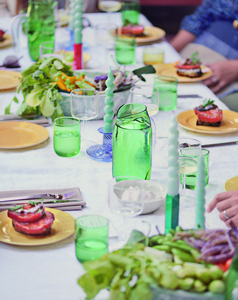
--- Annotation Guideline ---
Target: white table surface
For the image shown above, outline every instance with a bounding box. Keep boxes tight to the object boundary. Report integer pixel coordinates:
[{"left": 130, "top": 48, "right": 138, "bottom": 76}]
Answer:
[{"left": 0, "top": 12, "right": 238, "bottom": 300}]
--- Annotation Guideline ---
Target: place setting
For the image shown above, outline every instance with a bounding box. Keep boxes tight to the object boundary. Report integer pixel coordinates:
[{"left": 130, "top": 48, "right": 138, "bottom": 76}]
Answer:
[{"left": 0, "top": 187, "right": 86, "bottom": 246}]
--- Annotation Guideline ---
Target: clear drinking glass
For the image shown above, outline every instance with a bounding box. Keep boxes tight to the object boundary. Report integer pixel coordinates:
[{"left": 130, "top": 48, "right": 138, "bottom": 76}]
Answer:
[
  {"left": 98, "top": 0, "right": 122, "bottom": 22},
  {"left": 178, "top": 138, "right": 201, "bottom": 209},
  {"left": 70, "top": 89, "right": 99, "bottom": 152},
  {"left": 130, "top": 85, "right": 159, "bottom": 117},
  {"left": 40, "top": 41, "right": 65, "bottom": 60},
  {"left": 108, "top": 176, "right": 145, "bottom": 243}
]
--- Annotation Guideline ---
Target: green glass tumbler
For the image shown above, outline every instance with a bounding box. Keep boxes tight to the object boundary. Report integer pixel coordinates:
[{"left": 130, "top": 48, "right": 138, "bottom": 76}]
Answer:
[
  {"left": 121, "top": 1, "right": 140, "bottom": 25},
  {"left": 53, "top": 117, "right": 81, "bottom": 157},
  {"left": 112, "top": 103, "right": 152, "bottom": 180},
  {"left": 115, "top": 35, "right": 136, "bottom": 65},
  {"left": 75, "top": 215, "right": 109, "bottom": 263},
  {"left": 180, "top": 148, "right": 210, "bottom": 190},
  {"left": 154, "top": 76, "right": 178, "bottom": 111}
]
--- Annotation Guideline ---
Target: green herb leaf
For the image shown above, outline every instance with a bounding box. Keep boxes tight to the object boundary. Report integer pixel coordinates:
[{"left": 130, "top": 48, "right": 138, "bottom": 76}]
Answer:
[
  {"left": 9, "top": 205, "right": 24, "bottom": 211},
  {"left": 202, "top": 98, "right": 215, "bottom": 107}
]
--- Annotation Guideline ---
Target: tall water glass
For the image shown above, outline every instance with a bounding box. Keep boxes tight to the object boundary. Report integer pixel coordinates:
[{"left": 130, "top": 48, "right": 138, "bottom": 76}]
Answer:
[{"left": 112, "top": 103, "right": 152, "bottom": 180}]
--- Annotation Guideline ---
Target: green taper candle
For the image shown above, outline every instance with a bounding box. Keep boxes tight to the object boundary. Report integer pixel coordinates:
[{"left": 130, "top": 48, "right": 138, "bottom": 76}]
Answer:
[
  {"left": 74, "top": 0, "right": 83, "bottom": 44},
  {"left": 195, "top": 154, "right": 206, "bottom": 229},
  {"left": 165, "top": 115, "right": 180, "bottom": 233},
  {"left": 103, "top": 69, "right": 115, "bottom": 134}
]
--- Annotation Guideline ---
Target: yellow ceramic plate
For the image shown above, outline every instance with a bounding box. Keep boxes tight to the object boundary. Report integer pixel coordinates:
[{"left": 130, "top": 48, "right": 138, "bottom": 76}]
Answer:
[
  {"left": 0, "top": 121, "right": 49, "bottom": 149},
  {"left": 0, "top": 208, "right": 75, "bottom": 246},
  {"left": 154, "top": 63, "right": 212, "bottom": 82},
  {"left": 0, "top": 34, "right": 12, "bottom": 48},
  {"left": 0, "top": 70, "right": 22, "bottom": 91},
  {"left": 116, "top": 26, "right": 166, "bottom": 44},
  {"left": 177, "top": 110, "right": 238, "bottom": 134},
  {"left": 64, "top": 51, "right": 92, "bottom": 69},
  {"left": 224, "top": 176, "right": 238, "bottom": 191},
  {"left": 136, "top": 26, "right": 166, "bottom": 44}
]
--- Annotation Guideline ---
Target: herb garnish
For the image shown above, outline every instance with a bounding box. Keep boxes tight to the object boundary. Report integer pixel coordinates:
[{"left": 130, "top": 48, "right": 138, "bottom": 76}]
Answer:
[
  {"left": 190, "top": 51, "right": 200, "bottom": 65},
  {"left": 202, "top": 98, "right": 215, "bottom": 108}
]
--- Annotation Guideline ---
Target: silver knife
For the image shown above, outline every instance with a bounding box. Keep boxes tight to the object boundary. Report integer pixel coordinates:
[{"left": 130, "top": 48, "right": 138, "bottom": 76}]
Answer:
[
  {"left": 0, "top": 190, "right": 77, "bottom": 202},
  {"left": 177, "top": 94, "right": 203, "bottom": 98},
  {"left": 202, "top": 141, "right": 238, "bottom": 148}
]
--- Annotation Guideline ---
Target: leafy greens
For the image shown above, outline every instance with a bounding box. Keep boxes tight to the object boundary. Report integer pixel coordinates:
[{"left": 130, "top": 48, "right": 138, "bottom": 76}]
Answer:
[{"left": 5, "top": 57, "right": 74, "bottom": 120}]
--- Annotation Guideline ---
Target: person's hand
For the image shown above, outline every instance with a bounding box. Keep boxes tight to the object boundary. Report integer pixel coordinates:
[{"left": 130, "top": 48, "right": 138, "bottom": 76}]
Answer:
[
  {"left": 206, "top": 190, "right": 238, "bottom": 227},
  {"left": 202, "top": 60, "right": 238, "bottom": 93}
]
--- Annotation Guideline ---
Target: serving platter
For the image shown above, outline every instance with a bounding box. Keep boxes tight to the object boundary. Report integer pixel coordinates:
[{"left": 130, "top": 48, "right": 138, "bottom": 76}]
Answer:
[
  {"left": 177, "top": 110, "right": 238, "bottom": 134},
  {"left": 0, "top": 208, "right": 75, "bottom": 246},
  {"left": 0, "top": 121, "right": 49, "bottom": 149},
  {"left": 154, "top": 63, "right": 212, "bottom": 82}
]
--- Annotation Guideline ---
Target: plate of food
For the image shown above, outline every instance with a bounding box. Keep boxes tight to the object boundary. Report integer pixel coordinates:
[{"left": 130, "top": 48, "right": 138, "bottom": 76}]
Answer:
[
  {"left": 154, "top": 52, "right": 212, "bottom": 82},
  {"left": 0, "top": 70, "right": 22, "bottom": 91},
  {"left": 0, "top": 205, "right": 75, "bottom": 246},
  {"left": 117, "top": 25, "right": 166, "bottom": 44},
  {"left": 0, "top": 30, "right": 12, "bottom": 48},
  {"left": 0, "top": 121, "right": 49, "bottom": 149},
  {"left": 177, "top": 99, "right": 238, "bottom": 134},
  {"left": 224, "top": 176, "right": 238, "bottom": 191}
]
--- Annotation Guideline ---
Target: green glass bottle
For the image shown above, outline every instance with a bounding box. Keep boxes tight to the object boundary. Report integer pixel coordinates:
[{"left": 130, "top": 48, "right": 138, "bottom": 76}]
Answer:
[
  {"left": 225, "top": 248, "right": 238, "bottom": 300},
  {"left": 112, "top": 103, "right": 152, "bottom": 180}
]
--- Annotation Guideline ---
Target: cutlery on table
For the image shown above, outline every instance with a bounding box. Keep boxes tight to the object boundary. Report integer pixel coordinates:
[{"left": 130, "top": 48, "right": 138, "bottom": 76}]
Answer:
[
  {"left": 202, "top": 141, "right": 238, "bottom": 148},
  {"left": 177, "top": 94, "right": 203, "bottom": 98},
  {"left": 0, "top": 190, "right": 77, "bottom": 203},
  {"left": 0, "top": 201, "right": 86, "bottom": 211},
  {"left": 0, "top": 114, "right": 50, "bottom": 127}
]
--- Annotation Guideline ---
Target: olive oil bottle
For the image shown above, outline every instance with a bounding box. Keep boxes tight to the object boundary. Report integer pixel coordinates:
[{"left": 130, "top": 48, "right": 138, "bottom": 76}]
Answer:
[{"left": 226, "top": 248, "right": 238, "bottom": 300}]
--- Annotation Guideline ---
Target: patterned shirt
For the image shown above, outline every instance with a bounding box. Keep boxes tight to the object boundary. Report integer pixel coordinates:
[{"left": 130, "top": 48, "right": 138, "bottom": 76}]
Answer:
[{"left": 181, "top": 0, "right": 238, "bottom": 36}]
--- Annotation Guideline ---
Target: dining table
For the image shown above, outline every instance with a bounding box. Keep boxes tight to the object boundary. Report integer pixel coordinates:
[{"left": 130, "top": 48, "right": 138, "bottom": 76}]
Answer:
[{"left": 0, "top": 11, "right": 238, "bottom": 300}]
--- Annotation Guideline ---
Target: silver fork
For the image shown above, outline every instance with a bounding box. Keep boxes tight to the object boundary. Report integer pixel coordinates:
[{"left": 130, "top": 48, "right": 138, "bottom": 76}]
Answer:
[{"left": 0, "top": 190, "right": 77, "bottom": 203}]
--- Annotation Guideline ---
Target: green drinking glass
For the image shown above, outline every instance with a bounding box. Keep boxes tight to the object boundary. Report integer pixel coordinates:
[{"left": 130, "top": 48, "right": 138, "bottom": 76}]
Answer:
[
  {"left": 154, "top": 75, "right": 178, "bottom": 111},
  {"left": 53, "top": 117, "right": 81, "bottom": 157},
  {"left": 121, "top": 1, "right": 140, "bottom": 25},
  {"left": 75, "top": 215, "right": 109, "bottom": 263},
  {"left": 112, "top": 103, "right": 152, "bottom": 180},
  {"left": 115, "top": 35, "right": 136, "bottom": 65},
  {"left": 180, "top": 148, "right": 210, "bottom": 190}
]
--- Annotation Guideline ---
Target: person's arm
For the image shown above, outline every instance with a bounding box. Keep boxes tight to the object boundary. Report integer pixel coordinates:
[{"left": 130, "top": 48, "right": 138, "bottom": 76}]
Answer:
[
  {"left": 206, "top": 190, "right": 238, "bottom": 228},
  {"left": 170, "top": 29, "right": 196, "bottom": 53},
  {"left": 202, "top": 60, "right": 238, "bottom": 93}
]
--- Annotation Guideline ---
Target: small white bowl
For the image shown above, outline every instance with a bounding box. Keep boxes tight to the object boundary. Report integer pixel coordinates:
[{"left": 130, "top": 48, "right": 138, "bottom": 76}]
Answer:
[{"left": 141, "top": 181, "right": 167, "bottom": 214}]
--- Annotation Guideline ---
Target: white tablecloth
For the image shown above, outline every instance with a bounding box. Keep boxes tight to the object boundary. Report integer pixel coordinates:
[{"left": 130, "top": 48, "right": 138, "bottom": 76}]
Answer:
[{"left": 0, "top": 12, "right": 238, "bottom": 300}]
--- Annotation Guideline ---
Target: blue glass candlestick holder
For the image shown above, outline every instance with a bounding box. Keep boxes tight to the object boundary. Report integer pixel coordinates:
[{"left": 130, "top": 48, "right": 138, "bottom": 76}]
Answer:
[{"left": 86, "top": 127, "right": 112, "bottom": 162}]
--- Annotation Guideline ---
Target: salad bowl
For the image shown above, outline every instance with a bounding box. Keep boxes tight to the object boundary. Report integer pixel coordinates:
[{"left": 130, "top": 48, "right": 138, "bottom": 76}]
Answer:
[{"left": 58, "top": 70, "right": 131, "bottom": 120}]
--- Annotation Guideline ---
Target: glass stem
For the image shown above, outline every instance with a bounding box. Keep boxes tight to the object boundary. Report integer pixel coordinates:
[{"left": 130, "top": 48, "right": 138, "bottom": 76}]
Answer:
[{"left": 81, "top": 120, "right": 87, "bottom": 141}]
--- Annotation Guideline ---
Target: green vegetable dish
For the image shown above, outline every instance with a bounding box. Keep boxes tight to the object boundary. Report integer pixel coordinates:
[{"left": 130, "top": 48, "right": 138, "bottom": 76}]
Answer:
[{"left": 77, "top": 227, "right": 238, "bottom": 300}]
